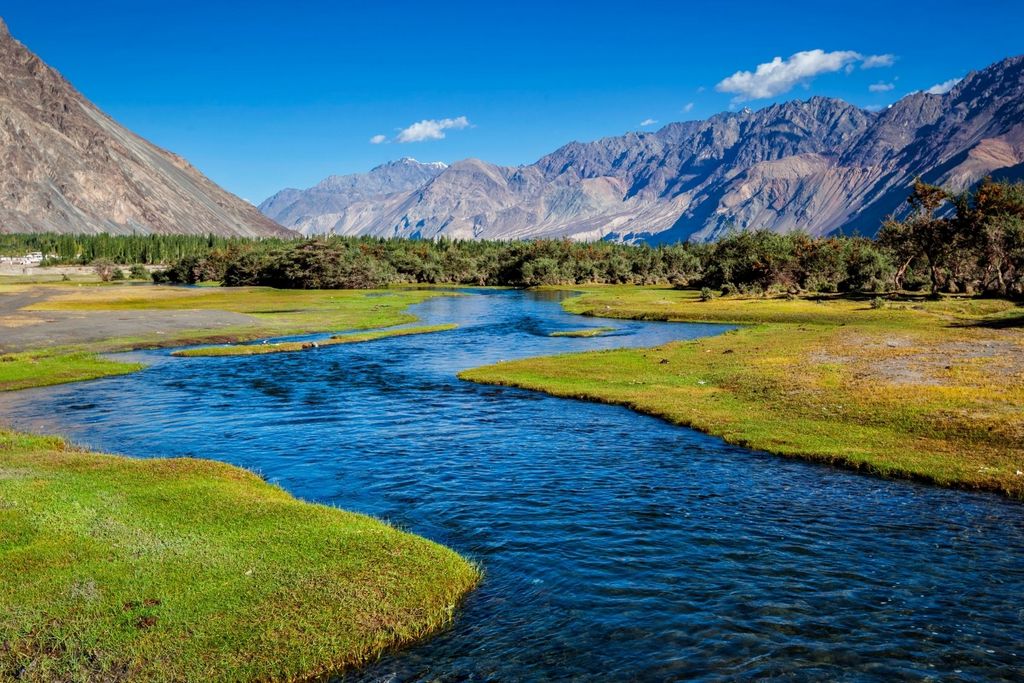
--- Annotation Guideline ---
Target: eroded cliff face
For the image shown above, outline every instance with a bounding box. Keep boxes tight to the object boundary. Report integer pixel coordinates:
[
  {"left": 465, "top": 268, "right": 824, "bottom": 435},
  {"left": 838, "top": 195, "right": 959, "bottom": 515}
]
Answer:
[
  {"left": 0, "top": 19, "right": 292, "bottom": 237},
  {"left": 264, "top": 56, "right": 1024, "bottom": 243}
]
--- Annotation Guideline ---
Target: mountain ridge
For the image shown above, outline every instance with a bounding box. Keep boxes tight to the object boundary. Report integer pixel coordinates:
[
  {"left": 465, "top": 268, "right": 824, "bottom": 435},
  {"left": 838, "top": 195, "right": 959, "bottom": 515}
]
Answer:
[
  {"left": 262, "top": 54, "right": 1024, "bottom": 242},
  {"left": 0, "top": 18, "right": 292, "bottom": 237}
]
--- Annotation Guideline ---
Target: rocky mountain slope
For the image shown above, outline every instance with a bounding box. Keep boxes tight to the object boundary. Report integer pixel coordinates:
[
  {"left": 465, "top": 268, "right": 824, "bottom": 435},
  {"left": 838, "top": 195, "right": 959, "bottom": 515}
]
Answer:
[
  {"left": 0, "top": 19, "right": 291, "bottom": 237},
  {"left": 263, "top": 55, "right": 1024, "bottom": 242},
  {"left": 260, "top": 158, "right": 446, "bottom": 235}
]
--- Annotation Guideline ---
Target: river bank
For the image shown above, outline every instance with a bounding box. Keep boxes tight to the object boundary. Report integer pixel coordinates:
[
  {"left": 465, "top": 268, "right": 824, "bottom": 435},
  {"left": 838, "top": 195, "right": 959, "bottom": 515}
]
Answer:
[
  {"left": 4, "top": 287, "right": 1020, "bottom": 680},
  {"left": 462, "top": 286, "right": 1024, "bottom": 498},
  {"left": 0, "top": 283, "right": 453, "bottom": 389}
]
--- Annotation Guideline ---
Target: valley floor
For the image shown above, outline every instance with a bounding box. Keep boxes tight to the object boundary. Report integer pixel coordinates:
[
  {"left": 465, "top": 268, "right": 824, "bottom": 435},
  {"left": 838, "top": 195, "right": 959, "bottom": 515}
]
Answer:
[
  {"left": 0, "top": 283, "right": 479, "bottom": 681},
  {"left": 462, "top": 287, "right": 1024, "bottom": 499},
  {"left": 3, "top": 280, "right": 1024, "bottom": 678}
]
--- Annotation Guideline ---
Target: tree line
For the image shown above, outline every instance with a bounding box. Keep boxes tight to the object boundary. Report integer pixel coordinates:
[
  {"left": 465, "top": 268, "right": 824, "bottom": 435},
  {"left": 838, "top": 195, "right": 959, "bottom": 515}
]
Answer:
[
  {"left": 4, "top": 178, "right": 1022, "bottom": 297},
  {"left": 0, "top": 233, "right": 287, "bottom": 265}
]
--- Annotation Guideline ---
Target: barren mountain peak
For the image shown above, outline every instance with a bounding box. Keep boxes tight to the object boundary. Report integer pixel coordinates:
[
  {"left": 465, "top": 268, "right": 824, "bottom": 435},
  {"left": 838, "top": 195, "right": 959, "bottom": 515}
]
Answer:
[{"left": 0, "top": 20, "right": 292, "bottom": 237}]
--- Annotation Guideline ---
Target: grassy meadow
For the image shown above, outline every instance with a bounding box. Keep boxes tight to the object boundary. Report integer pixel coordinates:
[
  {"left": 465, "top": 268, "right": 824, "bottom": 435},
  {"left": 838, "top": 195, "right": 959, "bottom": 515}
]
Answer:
[
  {"left": 0, "top": 283, "right": 452, "bottom": 390},
  {"left": 463, "top": 287, "right": 1024, "bottom": 498},
  {"left": 0, "top": 429, "right": 479, "bottom": 681},
  {"left": 23, "top": 284, "right": 449, "bottom": 342}
]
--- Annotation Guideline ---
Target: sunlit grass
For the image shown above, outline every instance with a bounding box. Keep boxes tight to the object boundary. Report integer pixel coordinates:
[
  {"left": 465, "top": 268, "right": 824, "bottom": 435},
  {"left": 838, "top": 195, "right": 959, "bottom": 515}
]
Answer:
[
  {"left": 549, "top": 326, "right": 616, "bottom": 338},
  {"left": 172, "top": 324, "right": 458, "bottom": 357},
  {"left": 463, "top": 287, "right": 1024, "bottom": 498},
  {"left": 0, "top": 429, "right": 479, "bottom": 681},
  {"left": 0, "top": 349, "right": 143, "bottom": 392}
]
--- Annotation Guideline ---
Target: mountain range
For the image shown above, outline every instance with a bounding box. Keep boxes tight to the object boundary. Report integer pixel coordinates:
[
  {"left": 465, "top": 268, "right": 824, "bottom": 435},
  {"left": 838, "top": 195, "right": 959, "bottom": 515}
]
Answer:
[
  {"left": 2, "top": 13, "right": 1022, "bottom": 244},
  {"left": 262, "top": 55, "right": 1024, "bottom": 243},
  {"left": 0, "top": 18, "right": 290, "bottom": 237}
]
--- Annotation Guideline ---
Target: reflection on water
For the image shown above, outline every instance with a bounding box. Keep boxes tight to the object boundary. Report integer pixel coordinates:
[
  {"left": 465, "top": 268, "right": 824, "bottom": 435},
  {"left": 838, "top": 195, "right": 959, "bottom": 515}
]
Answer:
[{"left": 2, "top": 290, "right": 1022, "bottom": 681}]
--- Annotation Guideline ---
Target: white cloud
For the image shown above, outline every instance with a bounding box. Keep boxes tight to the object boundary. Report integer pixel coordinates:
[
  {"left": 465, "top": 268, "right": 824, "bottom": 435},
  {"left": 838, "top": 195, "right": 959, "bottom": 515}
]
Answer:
[
  {"left": 925, "top": 77, "right": 961, "bottom": 95},
  {"left": 640, "top": 118, "right": 657, "bottom": 127},
  {"left": 716, "top": 49, "right": 897, "bottom": 101},
  {"left": 369, "top": 134, "right": 388, "bottom": 144},
  {"left": 682, "top": 102, "right": 694, "bottom": 113},
  {"left": 396, "top": 116, "right": 470, "bottom": 143},
  {"left": 868, "top": 82, "right": 895, "bottom": 93},
  {"left": 861, "top": 54, "right": 896, "bottom": 69}
]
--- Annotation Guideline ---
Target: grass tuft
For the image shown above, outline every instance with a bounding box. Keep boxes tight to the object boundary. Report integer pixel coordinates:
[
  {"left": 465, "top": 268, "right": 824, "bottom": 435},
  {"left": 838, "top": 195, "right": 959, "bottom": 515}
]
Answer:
[
  {"left": 171, "top": 324, "right": 458, "bottom": 358},
  {"left": 549, "top": 326, "right": 616, "bottom": 338}
]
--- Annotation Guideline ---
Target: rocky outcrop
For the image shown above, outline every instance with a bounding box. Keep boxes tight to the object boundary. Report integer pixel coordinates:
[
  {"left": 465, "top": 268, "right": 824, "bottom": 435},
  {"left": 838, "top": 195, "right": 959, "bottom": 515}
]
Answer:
[{"left": 0, "top": 18, "right": 292, "bottom": 237}]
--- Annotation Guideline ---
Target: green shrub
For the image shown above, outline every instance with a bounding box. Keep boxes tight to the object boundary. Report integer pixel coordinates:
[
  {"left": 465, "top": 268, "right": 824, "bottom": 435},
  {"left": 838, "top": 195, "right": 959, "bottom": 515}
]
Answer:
[{"left": 91, "top": 258, "right": 116, "bottom": 282}]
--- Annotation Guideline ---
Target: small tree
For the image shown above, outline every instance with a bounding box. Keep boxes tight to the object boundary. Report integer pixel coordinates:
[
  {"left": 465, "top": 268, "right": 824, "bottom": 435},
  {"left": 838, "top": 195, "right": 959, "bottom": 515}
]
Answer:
[
  {"left": 878, "top": 179, "right": 956, "bottom": 295},
  {"left": 92, "top": 258, "right": 116, "bottom": 282}
]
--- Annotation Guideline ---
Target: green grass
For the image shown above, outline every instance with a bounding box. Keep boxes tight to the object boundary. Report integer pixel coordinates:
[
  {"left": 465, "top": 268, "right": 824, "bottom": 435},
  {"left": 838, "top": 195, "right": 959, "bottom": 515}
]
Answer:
[
  {"left": 0, "top": 350, "right": 143, "bottom": 392},
  {"left": 0, "top": 429, "right": 479, "bottom": 681},
  {"left": 463, "top": 286, "right": 1024, "bottom": 498},
  {"left": 549, "top": 326, "right": 616, "bottom": 338},
  {"left": 27, "top": 285, "right": 451, "bottom": 341},
  {"left": 0, "top": 273, "right": 102, "bottom": 284},
  {"left": 2, "top": 284, "right": 456, "bottom": 391},
  {"left": 171, "top": 324, "right": 459, "bottom": 357}
]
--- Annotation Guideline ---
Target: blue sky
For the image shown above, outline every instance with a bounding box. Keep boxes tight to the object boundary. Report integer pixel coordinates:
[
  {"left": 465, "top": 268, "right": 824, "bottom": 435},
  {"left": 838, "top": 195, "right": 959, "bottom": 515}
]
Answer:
[{"left": 4, "top": 0, "right": 1022, "bottom": 202}]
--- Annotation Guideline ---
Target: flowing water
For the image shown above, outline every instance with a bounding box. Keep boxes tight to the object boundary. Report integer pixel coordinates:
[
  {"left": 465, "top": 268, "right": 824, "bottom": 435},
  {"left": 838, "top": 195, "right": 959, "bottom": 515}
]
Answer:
[{"left": 2, "top": 289, "right": 1022, "bottom": 681}]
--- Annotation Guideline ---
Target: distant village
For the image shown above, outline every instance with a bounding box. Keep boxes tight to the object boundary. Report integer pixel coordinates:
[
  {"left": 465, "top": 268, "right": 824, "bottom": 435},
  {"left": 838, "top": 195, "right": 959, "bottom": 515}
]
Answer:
[{"left": 0, "top": 251, "right": 49, "bottom": 266}]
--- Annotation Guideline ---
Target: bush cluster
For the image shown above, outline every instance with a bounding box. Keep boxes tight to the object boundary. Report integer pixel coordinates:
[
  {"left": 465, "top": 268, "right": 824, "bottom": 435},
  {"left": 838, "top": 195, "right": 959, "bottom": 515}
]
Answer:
[
  {"left": 879, "top": 178, "right": 1024, "bottom": 296},
  {"left": 160, "top": 180, "right": 1024, "bottom": 294}
]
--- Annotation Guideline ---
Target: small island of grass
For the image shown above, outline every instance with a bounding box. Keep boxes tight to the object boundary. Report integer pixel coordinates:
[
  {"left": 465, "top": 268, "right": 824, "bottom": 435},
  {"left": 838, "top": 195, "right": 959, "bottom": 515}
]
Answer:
[
  {"left": 549, "top": 326, "right": 616, "bottom": 338},
  {"left": 0, "top": 349, "right": 144, "bottom": 392},
  {"left": 171, "top": 323, "right": 458, "bottom": 357}
]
